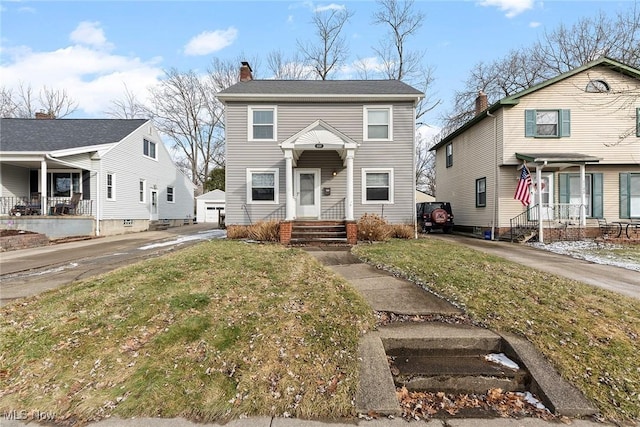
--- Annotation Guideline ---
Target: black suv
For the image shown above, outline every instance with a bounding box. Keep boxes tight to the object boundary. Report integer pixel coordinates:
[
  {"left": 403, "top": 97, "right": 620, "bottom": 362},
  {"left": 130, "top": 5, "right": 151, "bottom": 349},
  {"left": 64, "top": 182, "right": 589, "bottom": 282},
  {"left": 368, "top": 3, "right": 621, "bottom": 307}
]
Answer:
[{"left": 417, "top": 202, "right": 454, "bottom": 233}]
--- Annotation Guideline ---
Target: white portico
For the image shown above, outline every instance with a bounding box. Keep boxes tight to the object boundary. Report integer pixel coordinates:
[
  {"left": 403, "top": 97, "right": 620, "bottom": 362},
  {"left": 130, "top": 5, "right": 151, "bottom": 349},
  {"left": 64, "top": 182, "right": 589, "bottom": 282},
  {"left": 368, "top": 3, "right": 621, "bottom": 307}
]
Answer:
[{"left": 280, "top": 120, "right": 359, "bottom": 221}]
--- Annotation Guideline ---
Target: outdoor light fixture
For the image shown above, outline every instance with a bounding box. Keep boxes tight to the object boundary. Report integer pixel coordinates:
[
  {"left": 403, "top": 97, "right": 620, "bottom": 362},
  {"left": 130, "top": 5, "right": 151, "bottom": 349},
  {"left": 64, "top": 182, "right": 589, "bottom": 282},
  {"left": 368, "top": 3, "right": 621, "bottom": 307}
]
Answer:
[{"left": 332, "top": 170, "right": 337, "bottom": 176}]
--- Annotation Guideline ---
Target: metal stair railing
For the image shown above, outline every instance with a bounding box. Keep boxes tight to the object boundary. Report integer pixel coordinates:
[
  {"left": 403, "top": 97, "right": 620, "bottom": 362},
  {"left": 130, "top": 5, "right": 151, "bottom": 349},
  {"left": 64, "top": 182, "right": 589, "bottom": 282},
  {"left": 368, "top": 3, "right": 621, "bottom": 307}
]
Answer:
[{"left": 510, "top": 204, "right": 539, "bottom": 242}]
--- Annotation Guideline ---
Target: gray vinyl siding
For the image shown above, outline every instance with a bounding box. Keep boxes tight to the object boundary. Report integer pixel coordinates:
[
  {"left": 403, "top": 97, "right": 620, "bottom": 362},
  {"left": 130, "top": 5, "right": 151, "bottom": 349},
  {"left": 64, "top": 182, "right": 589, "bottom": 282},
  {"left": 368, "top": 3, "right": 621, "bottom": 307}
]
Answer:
[
  {"left": 225, "top": 101, "right": 416, "bottom": 225},
  {"left": 101, "top": 125, "right": 194, "bottom": 220},
  {"left": 0, "top": 163, "right": 30, "bottom": 197}
]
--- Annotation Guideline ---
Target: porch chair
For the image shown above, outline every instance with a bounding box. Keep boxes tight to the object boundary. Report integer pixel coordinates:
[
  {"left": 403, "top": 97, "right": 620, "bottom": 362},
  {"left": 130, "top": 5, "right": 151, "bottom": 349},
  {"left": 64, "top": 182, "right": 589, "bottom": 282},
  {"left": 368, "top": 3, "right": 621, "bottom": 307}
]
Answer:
[
  {"left": 597, "top": 218, "right": 614, "bottom": 239},
  {"left": 55, "top": 192, "right": 81, "bottom": 215}
]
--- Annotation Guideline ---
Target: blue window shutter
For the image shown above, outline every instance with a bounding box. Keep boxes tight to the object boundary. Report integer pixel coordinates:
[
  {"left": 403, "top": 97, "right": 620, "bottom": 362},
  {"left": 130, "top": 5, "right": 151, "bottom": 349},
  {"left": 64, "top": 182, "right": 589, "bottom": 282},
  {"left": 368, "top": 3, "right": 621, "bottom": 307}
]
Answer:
[
  {"left": 592, "top": 173, "right": 603, "bottom": 218},
  {"left": 560, "top": 109, "right": 571, "bottom": 137},
  {"left": 559, "top": 173, "right": 569, "bottom": 203},
  {"left": 636, "top": 108, "right": 640, "bottom": 137},
  {"left": 525, "top": 110, "right": 536, "bottom": 137},
  {"left": 620, "top": 173, "right": 629, "bottom": 219}
]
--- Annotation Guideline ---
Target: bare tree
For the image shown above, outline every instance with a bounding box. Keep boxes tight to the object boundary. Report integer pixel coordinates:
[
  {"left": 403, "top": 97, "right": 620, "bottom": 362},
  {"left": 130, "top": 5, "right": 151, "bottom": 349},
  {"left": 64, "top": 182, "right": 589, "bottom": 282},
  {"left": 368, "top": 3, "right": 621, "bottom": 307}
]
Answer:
[
  {"left": 143, "top": 68, "right": 224, "bottom": 188},
  {"left": 372, "top": 0, "right": 424, "bottom": 81},
  {"left": 105, "top": 83, "right": 149, "bottom": 119},
  {"left": 266, "top": 50, "right": 314, "bottom": 80},
  {"left": 0, "top": 83, "right": 77, "bottom": 118},
  {"left": 442, "top": 4, "right": 640, "bottom": 134},
  {"left": 416, "top": 131, "right": 436, "bottom": 195},
  {"left": 297, "top": 6, "right": 354, "bottom": 80},
  {"left": 208, "top": 54, "right": 261, "bottom": 91}
]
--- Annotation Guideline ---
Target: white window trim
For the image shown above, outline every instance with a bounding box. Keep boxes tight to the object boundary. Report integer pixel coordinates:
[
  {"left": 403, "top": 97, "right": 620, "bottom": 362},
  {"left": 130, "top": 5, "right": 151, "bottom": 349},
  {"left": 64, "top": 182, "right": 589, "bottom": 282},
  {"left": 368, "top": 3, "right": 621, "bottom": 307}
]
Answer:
[
  {"left": 139, "top": 179, "right": 146, "bottom": 203},
  {"left": 248, "top": 106, "right": 277, "bottom": 142},
  {"left": 167, "top": 186, "right": 175, "bottom": 203},
  {"left": 247, "top": 168, "right": 279, "bottom": 204},
  {"left": 363, "top": 105, "right": 393, "bottom": 141},
  {"left": 143, "top": 138, "right": 158, "bottom": 161},
  {"left": 361, "top": 168, "right": 394, "bottom": 204},
  {"left": 106, "top": 173, "right": 116, "bottom": 201}
]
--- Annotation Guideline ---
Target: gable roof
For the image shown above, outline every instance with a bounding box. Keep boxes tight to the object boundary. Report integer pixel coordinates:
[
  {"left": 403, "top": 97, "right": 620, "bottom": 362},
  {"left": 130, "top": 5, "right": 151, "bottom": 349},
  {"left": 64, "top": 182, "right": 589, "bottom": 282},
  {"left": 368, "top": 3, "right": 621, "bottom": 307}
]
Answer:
[
  {"left": 431, "top": 56, "right": 640, "bottom": 151},
  {"left": 0, "top": 118, "right": 148, "bottom": 152},
  {"left": 217, "top": 80, "right": 423, "bottom": 103}
]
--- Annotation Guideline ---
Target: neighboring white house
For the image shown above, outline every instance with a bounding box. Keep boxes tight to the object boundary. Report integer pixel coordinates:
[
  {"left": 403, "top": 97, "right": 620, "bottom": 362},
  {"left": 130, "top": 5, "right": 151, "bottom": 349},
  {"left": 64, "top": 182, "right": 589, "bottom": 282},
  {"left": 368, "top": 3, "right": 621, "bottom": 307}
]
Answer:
[
  {"left": 0, "top": 117, "right": 195, "bottom": 238},
  {"left": 196, "top": 189, "right": 225, "bottom": 226},
  {"left": 217, "top": 62, "right": 424, "bottom": 244},
  {"left": 430, "top": 57, "right": 640, "bottom": 242},
  {"left": 416, "top": 190, "right": 436, "bottom": 203}
]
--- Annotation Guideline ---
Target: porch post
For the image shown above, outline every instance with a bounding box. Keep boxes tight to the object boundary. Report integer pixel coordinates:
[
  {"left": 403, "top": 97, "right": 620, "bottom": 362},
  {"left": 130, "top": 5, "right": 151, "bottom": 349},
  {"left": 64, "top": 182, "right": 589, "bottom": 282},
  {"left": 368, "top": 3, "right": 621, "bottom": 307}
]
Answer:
[
  {"left": 345, "top": 150, "right": 354, "bottom": 221},
  {"left": 40, "top": 160, "right": 47, "bottom": 216},
  {"left": 579, "top": 164, "right": 586, "bottom": 226},
  {"left": 284, "top": 151, "right": 295, "bottom": 221},
  {"left": 536, "top": 166, "right": 544, "bottom": 244}
]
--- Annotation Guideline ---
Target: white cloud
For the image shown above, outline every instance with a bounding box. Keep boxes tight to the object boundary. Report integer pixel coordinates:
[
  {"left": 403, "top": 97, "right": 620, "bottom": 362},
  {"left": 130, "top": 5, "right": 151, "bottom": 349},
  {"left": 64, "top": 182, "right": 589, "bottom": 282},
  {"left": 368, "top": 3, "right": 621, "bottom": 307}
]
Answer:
[
  {"left": 478, "top": 0, "right": 535, "bottom": 18},
  {"left": 69, "top": 21, "right": 113, "bottom": 50},
  {"left": 1, "top": 27, "right": 164, "bottom": 117},
  {"left": 314, "top": 3, "right": 346, "bottom": 13},
  {"left": 183, "top": 27, "right": 237, "bottom": 56},
  {"left": 529, "top": 21, "right": 541, "bottom": 28}
]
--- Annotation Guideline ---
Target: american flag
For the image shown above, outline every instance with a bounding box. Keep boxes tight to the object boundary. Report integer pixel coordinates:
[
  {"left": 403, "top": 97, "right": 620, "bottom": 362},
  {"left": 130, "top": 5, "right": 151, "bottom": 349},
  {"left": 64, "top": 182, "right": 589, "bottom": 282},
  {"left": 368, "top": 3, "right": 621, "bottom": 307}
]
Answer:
[{"left": 514, "top": 166, "right": 532, "bottom": 206}]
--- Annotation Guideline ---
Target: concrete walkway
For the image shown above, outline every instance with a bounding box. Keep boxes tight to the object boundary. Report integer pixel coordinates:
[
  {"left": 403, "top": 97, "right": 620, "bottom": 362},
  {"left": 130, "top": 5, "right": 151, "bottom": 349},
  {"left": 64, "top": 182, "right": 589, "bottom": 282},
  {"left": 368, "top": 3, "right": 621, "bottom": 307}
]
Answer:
[
  {"left": 429, "top": 234, "right": 640, "bottom": 300},
  {"left": 305, "top": 246, "right": 601, "bottom": 425}
]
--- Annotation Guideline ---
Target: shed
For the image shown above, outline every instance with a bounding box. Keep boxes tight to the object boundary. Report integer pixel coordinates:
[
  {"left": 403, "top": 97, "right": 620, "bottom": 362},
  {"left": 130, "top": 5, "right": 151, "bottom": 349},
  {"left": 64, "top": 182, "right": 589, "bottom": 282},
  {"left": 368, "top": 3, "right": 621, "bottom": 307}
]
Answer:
[{"left": 196, "top": 189, "right": 225, "bottom": 226}]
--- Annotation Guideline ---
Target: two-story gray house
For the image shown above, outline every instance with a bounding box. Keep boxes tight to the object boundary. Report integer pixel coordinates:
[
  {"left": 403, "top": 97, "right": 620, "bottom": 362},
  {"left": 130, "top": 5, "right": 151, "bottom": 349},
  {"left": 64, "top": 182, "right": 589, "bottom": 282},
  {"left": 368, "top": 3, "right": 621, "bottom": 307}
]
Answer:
[{"left": 217, "top": 63, "right": 424, "bottom": 244}]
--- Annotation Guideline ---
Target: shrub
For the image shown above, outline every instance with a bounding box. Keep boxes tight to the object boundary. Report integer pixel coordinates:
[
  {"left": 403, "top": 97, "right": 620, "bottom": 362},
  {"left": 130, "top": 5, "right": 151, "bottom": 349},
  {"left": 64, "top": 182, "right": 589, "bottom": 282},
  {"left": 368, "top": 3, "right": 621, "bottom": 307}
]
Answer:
[
  {"left": 226, "top": 225, "right": 250, "bottom": 239},
  {"left": 357, "top": 213, "right": 392, "bottom": 242},
  {"left": 391, "top": 223, "right": 414, "bottom": 239},
  {"left": 248, "top": 220, "right": 280, "bottom": 242}
]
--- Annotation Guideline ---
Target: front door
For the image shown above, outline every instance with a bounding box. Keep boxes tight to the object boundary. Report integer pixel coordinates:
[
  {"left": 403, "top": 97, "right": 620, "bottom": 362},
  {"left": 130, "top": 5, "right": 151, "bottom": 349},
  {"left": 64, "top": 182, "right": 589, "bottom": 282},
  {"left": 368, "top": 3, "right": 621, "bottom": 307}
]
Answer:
[
  {"left": 150, "top": 189, "right": 159, "bottom": 221},
  {"left": 295, "top": 169, "right": 320, "bottom": 219},
  {"left": 530, "top": 172, "right": 553, "bottom": 221}
]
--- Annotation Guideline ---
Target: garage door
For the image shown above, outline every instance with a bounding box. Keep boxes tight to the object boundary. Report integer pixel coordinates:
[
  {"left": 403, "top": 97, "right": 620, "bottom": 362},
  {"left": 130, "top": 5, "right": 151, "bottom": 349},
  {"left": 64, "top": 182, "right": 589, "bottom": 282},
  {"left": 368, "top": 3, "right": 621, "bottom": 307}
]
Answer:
[{"left": 205, "top": 206, "right": 222, "bottom": 223}]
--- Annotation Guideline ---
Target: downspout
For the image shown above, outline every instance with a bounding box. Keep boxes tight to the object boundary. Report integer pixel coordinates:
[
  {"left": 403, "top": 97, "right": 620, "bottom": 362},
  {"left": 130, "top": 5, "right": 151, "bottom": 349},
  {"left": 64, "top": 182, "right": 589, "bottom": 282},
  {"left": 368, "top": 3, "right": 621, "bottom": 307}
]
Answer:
[
  {"left": 45, "top": 154, "right": 100, "bottom": 236},
  {"left": 487, "top": 111, "right": 498, "bottom": 240}
]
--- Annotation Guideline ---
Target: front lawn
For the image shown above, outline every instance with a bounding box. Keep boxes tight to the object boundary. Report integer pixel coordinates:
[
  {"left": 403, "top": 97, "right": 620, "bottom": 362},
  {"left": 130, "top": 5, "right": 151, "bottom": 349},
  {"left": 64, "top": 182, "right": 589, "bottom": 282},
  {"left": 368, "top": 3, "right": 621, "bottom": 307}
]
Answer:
[
  {"left": 0, "top": 241, "right": 374, "bottom": 425},
  {"left": 353, "top": 238, "right": 640, "bottom": 424}
]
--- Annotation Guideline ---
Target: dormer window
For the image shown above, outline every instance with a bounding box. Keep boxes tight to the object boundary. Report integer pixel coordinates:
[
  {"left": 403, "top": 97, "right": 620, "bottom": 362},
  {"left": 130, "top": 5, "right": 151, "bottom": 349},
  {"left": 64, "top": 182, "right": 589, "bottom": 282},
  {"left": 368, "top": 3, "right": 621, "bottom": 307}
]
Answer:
[{"left": 585, "top": 79, "right": 610, "bottom": 93}]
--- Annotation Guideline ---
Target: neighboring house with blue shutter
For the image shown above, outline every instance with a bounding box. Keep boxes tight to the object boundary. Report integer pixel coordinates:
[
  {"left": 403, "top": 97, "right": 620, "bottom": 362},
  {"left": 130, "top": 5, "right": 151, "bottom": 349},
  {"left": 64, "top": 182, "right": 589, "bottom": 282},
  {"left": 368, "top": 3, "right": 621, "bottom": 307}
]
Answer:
[
  {"left": 0, "top": 118, "right": 195, "bottom": 238},
  {"left": 430, "top": 57, "right": 640, "bottom": 242},
  {"left": 217, "top": 62, "right": 424, "bottom": 244}
]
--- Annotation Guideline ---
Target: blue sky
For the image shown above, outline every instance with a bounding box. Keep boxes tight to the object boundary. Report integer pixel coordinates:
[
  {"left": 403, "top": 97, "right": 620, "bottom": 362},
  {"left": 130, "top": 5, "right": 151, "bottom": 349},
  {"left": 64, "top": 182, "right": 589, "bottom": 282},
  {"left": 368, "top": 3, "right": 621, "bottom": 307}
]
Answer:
[{"left": 0, "top": 0, "right": 634, "bottom": 132}]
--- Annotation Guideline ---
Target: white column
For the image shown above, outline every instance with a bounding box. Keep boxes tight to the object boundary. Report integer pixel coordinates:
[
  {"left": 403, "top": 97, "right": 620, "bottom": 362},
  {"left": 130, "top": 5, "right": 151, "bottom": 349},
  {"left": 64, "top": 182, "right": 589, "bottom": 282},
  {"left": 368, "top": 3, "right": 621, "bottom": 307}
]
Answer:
[
  {"left": 580, "top": 163, "right": 586, "bottom": 226},
  {"left": 345, "top": 150, "right": 354, "bottom": 221},
  {"left": 536, "top": 166, "right": 544, "bottom": 244},
  {"left": 284, "top": 151, "right": 295, "bottom": 220},
  {"left": 40, "top": 160, "right": 47, "bottom": 216}
]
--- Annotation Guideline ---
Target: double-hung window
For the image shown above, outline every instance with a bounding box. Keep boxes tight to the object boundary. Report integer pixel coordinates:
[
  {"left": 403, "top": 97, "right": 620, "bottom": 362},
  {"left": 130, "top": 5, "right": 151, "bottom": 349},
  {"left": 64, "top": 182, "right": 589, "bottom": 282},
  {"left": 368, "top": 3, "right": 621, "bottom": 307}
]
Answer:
[
  {"left": 559, "top": 173, "right": 603, "bottom": 218},
  {"left": 445, "top": 143, "right": 453, "bottom": 168},
  {"left": 364, "top": 106, "right": 392, "bottom": 140},
  {"left": 143, "top": 139, "right": 157, "bottom": 159},
  {"left": 476, "top": 177, "right": 486, "bottom": 207},
  {"left": 620, "top": 173, "right": 640, "bottom": 218},
  {"left": 106, "top": 173, "right": 115, "bottom": 201},
  {"left": 362, "top": 168, "right": 393, "bottom": 204},
  {"left": 167, "top": 186, "right": 174, "bottom": 203},
  {"left": 525, "top": 109, "right": 570, "bottom": 137},
  {"left": 249, "top": 106, "right": 277, "bottom": 141},
  {"left": 247, "top": 169, "right": 279, "bottom": 204},
  {"left": 139, "top": 179, "right": 146, "bottom": 203}
]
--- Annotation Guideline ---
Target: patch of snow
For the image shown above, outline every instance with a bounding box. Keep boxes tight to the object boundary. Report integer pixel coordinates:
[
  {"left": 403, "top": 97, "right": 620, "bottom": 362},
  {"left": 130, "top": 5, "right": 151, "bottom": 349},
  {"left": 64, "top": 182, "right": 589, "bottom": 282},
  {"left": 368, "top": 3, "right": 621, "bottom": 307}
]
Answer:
[
  {"left": 484, "top": 353, "right": 520, "bottom": 370},
  {"left": 517, "top": 391, "right": 548, "bottom": 411},
  {"left": 29, "top": 262, "right": 79, "bottom": 276},
  {"left": 529, "top": 240, "right": 640, "bottom": 272},
  {"left": 138, "top": 230, "right": 226, "bottom": 250}
]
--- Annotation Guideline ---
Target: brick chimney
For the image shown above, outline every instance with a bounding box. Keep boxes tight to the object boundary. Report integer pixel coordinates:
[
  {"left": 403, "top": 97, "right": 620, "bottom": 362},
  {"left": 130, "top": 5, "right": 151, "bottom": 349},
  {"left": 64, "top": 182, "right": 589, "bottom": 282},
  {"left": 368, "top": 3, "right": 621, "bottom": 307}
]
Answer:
[
  {"left": 240, "top": 61, "right": 253, "bottom": 82},
  {"left": 35, "top": 111, "right": 55, "bottom": 119},
  {"left": 475, "top": 91, "right": 488, "bottom": 115}
]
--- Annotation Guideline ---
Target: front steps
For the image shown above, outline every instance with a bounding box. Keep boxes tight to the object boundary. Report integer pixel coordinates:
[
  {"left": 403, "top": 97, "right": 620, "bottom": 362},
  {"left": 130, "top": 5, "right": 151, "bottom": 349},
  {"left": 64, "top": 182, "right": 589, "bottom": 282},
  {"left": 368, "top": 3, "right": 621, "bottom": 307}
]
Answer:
[{"left": 290, "top": 220, "right": 348, "bottom": 245}]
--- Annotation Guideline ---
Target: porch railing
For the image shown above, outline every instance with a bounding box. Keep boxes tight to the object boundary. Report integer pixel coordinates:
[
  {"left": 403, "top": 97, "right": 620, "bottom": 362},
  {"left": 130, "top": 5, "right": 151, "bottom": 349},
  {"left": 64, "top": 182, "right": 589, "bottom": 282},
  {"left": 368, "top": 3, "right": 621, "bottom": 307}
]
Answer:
[
  {"left": 527, "top": 203, "right": 587, "bottom": 224},
  {"left": 0, "top": 196, "right": 93, "bottom": 217}
]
